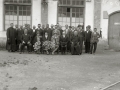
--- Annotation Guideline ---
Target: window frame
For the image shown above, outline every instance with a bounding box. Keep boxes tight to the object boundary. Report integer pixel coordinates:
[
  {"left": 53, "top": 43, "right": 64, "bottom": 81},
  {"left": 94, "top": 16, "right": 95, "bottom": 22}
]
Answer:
[
  {"left": 4, "top": 0, "right": 32, "bottom": 31},
  {"left": 57, "top": 0, "right": 85, "bottom": 29}
]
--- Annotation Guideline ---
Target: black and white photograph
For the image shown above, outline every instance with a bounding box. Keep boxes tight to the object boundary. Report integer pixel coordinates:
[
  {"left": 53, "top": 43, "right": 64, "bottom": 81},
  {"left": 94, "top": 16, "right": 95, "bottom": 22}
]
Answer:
[{"left": 0, "top": 0, "right": 120, "bottom": 90}]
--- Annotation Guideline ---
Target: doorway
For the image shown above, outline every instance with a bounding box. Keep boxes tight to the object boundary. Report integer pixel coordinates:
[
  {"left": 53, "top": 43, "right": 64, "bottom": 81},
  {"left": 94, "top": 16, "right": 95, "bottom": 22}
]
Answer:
[{"left": 108, "top": 12, "right": 120, "bottom": 50}]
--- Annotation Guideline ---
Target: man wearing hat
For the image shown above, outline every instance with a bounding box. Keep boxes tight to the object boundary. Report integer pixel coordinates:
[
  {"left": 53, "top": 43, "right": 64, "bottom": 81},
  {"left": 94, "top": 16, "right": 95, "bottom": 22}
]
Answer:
[{"left": 84, "top": 25, "right": 92, "bottom": 53}]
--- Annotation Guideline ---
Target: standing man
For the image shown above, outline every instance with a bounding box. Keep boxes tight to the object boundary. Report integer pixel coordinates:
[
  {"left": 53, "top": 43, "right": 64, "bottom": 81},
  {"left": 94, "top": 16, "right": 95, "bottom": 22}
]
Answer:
[
  {"left": 42, "top": 24, "right": 46, "bottom": 37},
  {"left": 67, "top": 26, "right": 72, "bottom": 52},
  {"left": 90, "top": 28, "right": 100, "bottom": 54},
  {"left": 35, "top": 24, "right": 43, "bottom": 37},
  {"left": 78, "top": 25, "right": 85, "bottom": 55},
  {"left": 52, "top": 25, "right": 60, "bottom": 37},
  {"left": 64, "top": 24, "right": 69, "bottom": 35},
  {"left": 50, "top": 24, "right": 54, "bottom": 36},
  {"left": 84, "top": 25, "right": 92, "bottom": 53},
  {"left": 31, "top": 25, "right": 36, "bottom": 51},
  {"left": 6, "top": 23, "right": 17, "bottom": 52},
  {"left": 27, "top": 24, "right": 33, "bottom": 50},
  {"left": 16, "top": 25, "right": 24, "bottom": 51},
  {"left": 15, "top": 24, "right": 20, "bottom": 51},
  {"left": 45, "top": 24, "right": 52, "bottom": 40},
  {"left": 27, "top": 24, "right": 33, "bottom": 37}
]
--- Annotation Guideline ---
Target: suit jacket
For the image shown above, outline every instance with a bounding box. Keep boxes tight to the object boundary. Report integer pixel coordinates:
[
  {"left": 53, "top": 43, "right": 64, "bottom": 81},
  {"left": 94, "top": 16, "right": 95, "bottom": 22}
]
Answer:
[
  {"left": 35, "top": 28, "right": 43, "bottom": 36},
  {"left": 85, "top": 30, "right": 92, "bottom": 42},
  {"left": 67, "top": 30, "right": 74, "bottom": 41},
  {"left": 78, "top": 31, "right": 85, "bottom": 42},
  {"left": 71, "top": 35, "right": 80, "bottom": 44},
  {"left": 16, "top": 29, "right": 24, "bottom": 41},
  {"left": 45, "top": 28, "right": 52, "bottom": 39},
  {"left": 60, "top": 35, "right": 68, "bottom": 43},
  {"left": 21, "top": 34, "right": 31, "bottom": 44},
  {"left": 52, "top": 29, "right": 60, "bottom": 37},
  {"left": 91, "top": 32, "right": 100, "bottom": 43},
  {"left": 42, "top": 36, "right": 51, "bottom": 42},
  {"left": 7, "top": 27, "right": 17, "bottom": 44},
  {"left": 27, "top": 28, "right": 33, "bottom": 36}
]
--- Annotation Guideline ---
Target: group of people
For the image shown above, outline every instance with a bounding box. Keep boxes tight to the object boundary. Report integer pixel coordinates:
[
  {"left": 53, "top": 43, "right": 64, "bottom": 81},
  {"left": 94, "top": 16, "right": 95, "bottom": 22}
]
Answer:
[{"left": 6, "top": 23, "right": 100, "bottom": 55}]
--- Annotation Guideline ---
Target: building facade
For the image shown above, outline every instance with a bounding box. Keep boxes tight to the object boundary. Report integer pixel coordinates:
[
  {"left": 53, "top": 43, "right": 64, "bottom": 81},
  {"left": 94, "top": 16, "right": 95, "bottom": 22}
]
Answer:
[{"left": 0, "top": 0, "right": 120, "bottom": 50}]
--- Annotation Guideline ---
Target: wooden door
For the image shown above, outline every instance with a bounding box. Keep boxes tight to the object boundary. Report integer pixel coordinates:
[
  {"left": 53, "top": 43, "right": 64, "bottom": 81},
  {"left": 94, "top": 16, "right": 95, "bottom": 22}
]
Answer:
[{"left": 108, "top": 12, "right": 120, "bottom": 50}]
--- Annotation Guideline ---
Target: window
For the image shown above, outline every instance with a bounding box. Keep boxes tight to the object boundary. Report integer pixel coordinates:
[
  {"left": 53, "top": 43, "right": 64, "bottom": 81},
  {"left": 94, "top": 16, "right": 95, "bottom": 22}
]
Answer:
[
  {"left": 58, "top": 0, "right": 85, "bottom": 29},
  {"left": 4, "top": 0, "right": 32, "bottom": 30}
]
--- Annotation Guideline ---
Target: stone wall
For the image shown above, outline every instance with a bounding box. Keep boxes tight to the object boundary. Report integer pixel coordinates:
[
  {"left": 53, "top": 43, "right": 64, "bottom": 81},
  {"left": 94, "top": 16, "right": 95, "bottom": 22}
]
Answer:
[{"left": 94, "top": 0, "right": 101, "bottom": 31}]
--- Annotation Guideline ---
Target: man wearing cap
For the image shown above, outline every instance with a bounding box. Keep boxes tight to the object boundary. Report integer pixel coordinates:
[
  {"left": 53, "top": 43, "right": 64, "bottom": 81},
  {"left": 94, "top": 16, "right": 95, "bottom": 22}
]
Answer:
[
  {"left": 71, "top": 31, "right": 80, "bottom": 55},
  {"left": 84, "top": 25, "right": 92, "bottom": 53}
]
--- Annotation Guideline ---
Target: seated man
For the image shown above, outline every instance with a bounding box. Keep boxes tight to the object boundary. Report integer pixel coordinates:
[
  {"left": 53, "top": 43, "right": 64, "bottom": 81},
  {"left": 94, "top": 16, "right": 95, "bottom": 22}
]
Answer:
[
  {"left": 60, "top": 31, "right": 68, "bottom": 54},
  {"left": 71, "top": 31, "right": 80, "bottom": 55},
  {"left": 51, "top": 32, "right": 59, "bottom": 55},
  {"left": 20, "top": 29, "right": 32, "bottom": 53}
]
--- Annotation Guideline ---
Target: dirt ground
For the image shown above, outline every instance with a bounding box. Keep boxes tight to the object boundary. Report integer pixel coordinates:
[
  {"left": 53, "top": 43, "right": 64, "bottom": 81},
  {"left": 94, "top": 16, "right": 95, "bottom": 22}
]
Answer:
[{"left": 0, "top": 49, "right": 120, "bottom": 90}]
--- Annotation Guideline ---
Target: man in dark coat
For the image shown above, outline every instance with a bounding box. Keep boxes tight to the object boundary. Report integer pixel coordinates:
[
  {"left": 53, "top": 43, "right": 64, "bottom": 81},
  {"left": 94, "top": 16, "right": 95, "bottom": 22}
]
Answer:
[
  {"left": 16, "top": 25, "right": 24, "bottom": 51},
  {"left": 71, "top": 31, "right": 80, "bottom": 55},
  {"left": 42, "top": 24, "right": 46, "bottom": 37},
  {"left": 20, "top": 29, "right": 32, "bottom": 53},
  {"left": 6, "top": 23, "right": 17, "bottom": 52},
  {"left": 60, "top": 31, "right": 68, "bottom": 54},
  {"left": 78, "top": 25, "right": 85, "bottom": 55},
  {"left": 50, "top": 24, "right": 54, "bottom": 34},
  {"left": 35, "top": 24, "right": 43, "bottom": 37},
  {"left": 45, "top": 24, "right": 52, "bottom": 40},
  {"left": 84, "top": 25, "right": 92, "bottom": 53},
  {"left": 67, "top": 26, "right": 73, "bottom": 52},
  {"left": 15, "top": 24, "right": 20, "bottom": 51}
]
